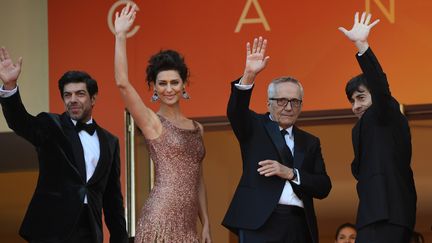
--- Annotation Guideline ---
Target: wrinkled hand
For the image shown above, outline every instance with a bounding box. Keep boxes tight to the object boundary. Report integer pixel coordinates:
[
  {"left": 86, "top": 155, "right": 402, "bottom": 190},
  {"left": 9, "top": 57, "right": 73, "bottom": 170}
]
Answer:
[
  {"left": 338, "top": 12, "right": 380, "bottom": 53},
  {"left": 257, "top": 160, "right": 293, "bottom": 180},
  {"left": 243, "top": 36, "right": 270, "bottom": 78},
  {"left": 114, "top": 3, "right": 137, "bottom": 36},
  {"left": 201, "top": 223, "right": 212, "bottom": 243},
  {"left": 0, "top": 47, "right": 22, "bottom": 89}
]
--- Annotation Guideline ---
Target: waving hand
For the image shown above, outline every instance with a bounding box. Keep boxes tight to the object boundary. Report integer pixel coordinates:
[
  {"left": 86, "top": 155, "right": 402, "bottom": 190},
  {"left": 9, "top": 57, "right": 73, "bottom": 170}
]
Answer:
[
  {"left": 241, "top": 36, "right": 270, "bottom": 85},
  {"left": 338, "top": 12, "right": 380, "bottom": 54},
  {"left": 0, "top": 47, "right": 22, "bottom": 90},
  {"left": 115, "top": 3, "right": 137, "bottom": 36}
]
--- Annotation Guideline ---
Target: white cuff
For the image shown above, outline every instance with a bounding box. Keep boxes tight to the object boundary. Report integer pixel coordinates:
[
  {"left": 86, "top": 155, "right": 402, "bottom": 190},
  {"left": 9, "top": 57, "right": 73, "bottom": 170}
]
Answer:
[
  {"left": 0, "top": 85, "right": 18, "bottom": 98},
  {"left": 292, "top": 168, "right": 301, "bottom": 185},
  {"left": 234, "top": 78, "right": 254, "bottom": 90}
]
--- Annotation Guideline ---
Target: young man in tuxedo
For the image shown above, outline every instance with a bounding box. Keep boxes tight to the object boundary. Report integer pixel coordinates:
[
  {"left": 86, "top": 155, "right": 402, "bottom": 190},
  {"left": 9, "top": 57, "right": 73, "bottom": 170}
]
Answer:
[
  {"left": 222, "top": 37, "right": 332, "bottom": 243},
  {"left": 0, "top": 47, "right": 128, "bottom": 243},
  {"left": 338, "top": 12, "right": 416, "bottom": 242}
]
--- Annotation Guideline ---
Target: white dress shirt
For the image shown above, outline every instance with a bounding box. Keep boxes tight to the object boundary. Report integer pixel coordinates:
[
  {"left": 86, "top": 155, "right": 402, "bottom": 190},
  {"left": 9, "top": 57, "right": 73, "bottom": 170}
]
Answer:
[
  {"left": 277, "top": 126, "right": 303, "bottom": 207},
  {"left": 71, "top": 119, "right": 100, "bottom": 204}
]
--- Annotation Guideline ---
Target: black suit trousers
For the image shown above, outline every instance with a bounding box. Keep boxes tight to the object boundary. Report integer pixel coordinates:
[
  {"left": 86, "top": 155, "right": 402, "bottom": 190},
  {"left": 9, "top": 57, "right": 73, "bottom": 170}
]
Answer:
[
  {"left": 356, "top": 221, "right": 412, "bottom": 243},
  {"left": 64, "top": 205, "right": 94, "bottom": 243},
  {"left": 29, "top": 205, "right": 94, "bottom": 243},
  {"left": 239, "top": 205, "right": 312, "bottom": 243}
]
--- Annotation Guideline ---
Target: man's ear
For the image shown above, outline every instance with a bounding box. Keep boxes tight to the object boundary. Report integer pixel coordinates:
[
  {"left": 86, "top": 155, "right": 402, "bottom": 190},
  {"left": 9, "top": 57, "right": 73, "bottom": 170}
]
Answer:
[{"left": 91, "top": 94, "right": 97, "bottom": 106}]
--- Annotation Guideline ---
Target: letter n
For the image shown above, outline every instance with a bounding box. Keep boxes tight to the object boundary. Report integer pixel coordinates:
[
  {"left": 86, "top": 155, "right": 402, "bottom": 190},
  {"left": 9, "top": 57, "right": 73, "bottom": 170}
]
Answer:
[{"left": 366, "top": 0, "right": 395, "bottom": 23}]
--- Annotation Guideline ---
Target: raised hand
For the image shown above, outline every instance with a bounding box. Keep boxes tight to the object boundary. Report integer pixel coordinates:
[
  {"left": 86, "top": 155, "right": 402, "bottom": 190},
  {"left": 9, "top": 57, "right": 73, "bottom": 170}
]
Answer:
[
  {"left": 242, "top": 36, "right": 270, "bottom": 84},
  {"left": 0, "top": 47, "right": 22, "bottom": 90},
  {"left": 338, "top": 12, "right": 380, "bottom": 53},
  {"left": 114, "top": 3, "right": 137, "bottom": 36}
]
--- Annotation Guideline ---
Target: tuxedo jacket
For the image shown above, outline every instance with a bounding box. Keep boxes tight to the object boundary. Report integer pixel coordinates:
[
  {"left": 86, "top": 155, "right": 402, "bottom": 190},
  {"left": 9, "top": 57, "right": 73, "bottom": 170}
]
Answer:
[
  {"left": 351, "top": 48, "right": 416, "bottom": 230},
  {"left": 222, "top": 80, "right": 332, "bottom": 243},
  {"left": 0, "top": 90, "right": 128, "bottom": 243}
]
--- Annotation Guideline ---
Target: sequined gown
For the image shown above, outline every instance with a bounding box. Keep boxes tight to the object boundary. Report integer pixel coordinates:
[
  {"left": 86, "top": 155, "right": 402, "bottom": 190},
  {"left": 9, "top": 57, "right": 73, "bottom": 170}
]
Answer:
[{"left": 135, "top": 115, "right": 205, "bottom": 243}]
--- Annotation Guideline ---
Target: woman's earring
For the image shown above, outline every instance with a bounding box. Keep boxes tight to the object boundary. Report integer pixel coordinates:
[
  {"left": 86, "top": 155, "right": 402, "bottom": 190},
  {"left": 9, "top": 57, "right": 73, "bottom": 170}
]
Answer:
[
  {"left": 151, "top": 91, "right": 159, "bottom": 102},
  {"left": 182, "top": 89, "right": 190, "bottom": 99}
]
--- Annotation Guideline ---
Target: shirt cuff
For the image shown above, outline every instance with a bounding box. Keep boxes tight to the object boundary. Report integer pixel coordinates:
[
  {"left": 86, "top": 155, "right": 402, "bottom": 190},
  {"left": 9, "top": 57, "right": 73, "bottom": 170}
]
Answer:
[
  {"left": 292, "top": 168, "right": 301, "bottom": 185},
  {"left": 234, "top": 78, "right": 254, "bottom": 90},
  {"left": 357, "top": 46, "right": 369, "bottom": 56},
  {"left": 0, "top": 85, "right": 18, "bottom": 98}
]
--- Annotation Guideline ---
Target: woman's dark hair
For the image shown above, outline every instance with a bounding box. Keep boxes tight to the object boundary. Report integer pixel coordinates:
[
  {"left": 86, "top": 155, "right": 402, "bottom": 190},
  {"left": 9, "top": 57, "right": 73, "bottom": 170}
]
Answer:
[
  {"left": 145, "top": 50, "right": 189, "bottom": 87},
  {"left": 58, "top": 71, "right": 98, "bottom": 98},
  {"left": 335, "top": 222, "right": 356, "bottom": 240},
  {"left": 345, "top": 74, "right": 368, "bottom": 101}
]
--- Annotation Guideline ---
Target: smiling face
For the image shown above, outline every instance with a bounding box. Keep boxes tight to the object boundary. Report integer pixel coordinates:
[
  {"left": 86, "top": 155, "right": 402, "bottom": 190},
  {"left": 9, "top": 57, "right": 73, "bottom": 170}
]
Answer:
[
  {"left": 350, "top": 84, "right": 372, "bottom": 119},
  {"left": 268, "top": 82, "right": 303, "bottom": 129},
  {"left": 154, "top": 70, "right": 184, "bottom": 106},
  {"left": 62, "top": 82, "right": 95, "bottom": 122}
]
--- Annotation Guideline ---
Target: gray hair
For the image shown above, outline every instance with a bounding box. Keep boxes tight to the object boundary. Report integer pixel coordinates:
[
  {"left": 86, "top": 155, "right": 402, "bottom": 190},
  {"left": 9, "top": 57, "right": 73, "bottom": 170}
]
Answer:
[{"left": 267, "top": 76, "right": 304, "bottom": 99}]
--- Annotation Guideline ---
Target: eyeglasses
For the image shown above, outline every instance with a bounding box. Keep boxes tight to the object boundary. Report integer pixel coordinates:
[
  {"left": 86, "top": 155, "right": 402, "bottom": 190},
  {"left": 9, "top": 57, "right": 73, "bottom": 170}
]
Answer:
[{"left": 269, "top": 98, "right": 302, "bottom": 108}]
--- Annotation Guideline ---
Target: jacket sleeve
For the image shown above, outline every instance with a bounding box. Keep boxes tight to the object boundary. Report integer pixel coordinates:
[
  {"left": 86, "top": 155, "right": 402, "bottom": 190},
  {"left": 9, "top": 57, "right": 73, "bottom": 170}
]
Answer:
[
  {"left": 356, "top": 48, "right": 397, "bottom": 122},
  {"left": 291, "top": 137, "right": 332, "bottom": 199},
  {"left": 0, "top": 88, "right": 42, "bottom": 146},
  {"left": 227, "top": 79, "right": 255, "bottom": 142},
  {"left": 102, "top": 138, "right": 128, "bottom": 243}
]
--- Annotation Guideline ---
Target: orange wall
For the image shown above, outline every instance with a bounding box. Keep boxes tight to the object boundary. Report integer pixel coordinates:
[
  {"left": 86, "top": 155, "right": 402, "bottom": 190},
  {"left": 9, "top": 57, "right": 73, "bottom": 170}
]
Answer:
[{"left": 49, "top": 0, "right": 432, "bottom": 118}]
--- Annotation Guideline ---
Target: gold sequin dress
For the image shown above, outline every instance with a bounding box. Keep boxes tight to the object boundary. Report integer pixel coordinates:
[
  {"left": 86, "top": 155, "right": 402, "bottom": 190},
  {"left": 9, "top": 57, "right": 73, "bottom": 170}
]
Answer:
[{"left": 135, "top": 115, "right": 205, "bottom": 243}]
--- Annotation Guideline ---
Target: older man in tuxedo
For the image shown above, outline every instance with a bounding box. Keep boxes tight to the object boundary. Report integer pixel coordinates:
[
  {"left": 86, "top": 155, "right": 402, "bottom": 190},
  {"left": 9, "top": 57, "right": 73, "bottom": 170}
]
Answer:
[
  {"left": 222, "top": 37, "right": 332, "bottom": 243},
  {"left": 0, "top": 47, "right": 128, "bottom": 243}
]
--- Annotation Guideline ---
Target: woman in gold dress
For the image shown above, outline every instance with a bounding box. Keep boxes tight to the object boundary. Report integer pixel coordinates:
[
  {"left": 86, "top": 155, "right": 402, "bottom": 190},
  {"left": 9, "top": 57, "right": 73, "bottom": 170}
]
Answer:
[{"left": 113, "top": 4, "right": 212, "bottom": 243}]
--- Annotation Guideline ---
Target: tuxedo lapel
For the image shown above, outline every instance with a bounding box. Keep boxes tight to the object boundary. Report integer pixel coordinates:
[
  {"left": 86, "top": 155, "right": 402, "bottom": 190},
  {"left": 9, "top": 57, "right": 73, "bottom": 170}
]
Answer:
[
  {"left": 262, "top": 115, "right": 294, "bottom": 167},
  {"left": 46, "top": 113, "right": 83, "bottom": 182},
  {"left": 87, "top": 124, "right": 111, "bottom": 185},
  {"left": 292, "top": 126, "right": 305, "bottom": 169},
  {"left": 60, "top": 114, "right": 87, "bottom": 182},
  {"left": 47, "top": 113, "right": 74, "bottom": 162}
]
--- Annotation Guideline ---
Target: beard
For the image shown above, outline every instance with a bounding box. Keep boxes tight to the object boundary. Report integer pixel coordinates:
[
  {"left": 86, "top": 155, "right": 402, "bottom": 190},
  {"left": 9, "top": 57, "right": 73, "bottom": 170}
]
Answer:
[{"left": 66, "top": 103, "right": 91, "bottom": 122}]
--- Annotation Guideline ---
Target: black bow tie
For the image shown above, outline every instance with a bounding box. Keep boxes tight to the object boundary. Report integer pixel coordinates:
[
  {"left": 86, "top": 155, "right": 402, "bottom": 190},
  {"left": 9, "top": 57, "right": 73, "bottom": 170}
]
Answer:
[{"left": 75, "top": 121, "right": 96, "bottom": 135}]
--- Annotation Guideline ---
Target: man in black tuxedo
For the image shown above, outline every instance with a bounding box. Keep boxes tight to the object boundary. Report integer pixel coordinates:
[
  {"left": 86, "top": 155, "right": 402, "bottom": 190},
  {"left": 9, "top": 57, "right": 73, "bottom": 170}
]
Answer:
[
  {"left": 0, "top": 47, "right": 128, "bottom": 243},
  {"left": 338, "top": 12, "right": 416, "bottom": 242},
  {"left": 222, "top": 37, "right": 332, "bottom": 243}
]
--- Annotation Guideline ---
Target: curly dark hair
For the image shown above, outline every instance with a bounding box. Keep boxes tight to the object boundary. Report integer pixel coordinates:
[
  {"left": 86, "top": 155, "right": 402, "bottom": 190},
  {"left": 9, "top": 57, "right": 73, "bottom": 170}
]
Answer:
[
  {"left": 58, "top": 71, "right": 98, "bottom": 99},
  {"left": 145, "top": 50, "right": 189, "bottom": 87}
]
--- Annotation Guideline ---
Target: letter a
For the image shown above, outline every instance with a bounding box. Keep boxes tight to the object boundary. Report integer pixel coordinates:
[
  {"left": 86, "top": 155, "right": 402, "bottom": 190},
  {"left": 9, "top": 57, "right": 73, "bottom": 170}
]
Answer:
[{"left": 235, "top": 0, "right": 270, "bottom": 33}]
